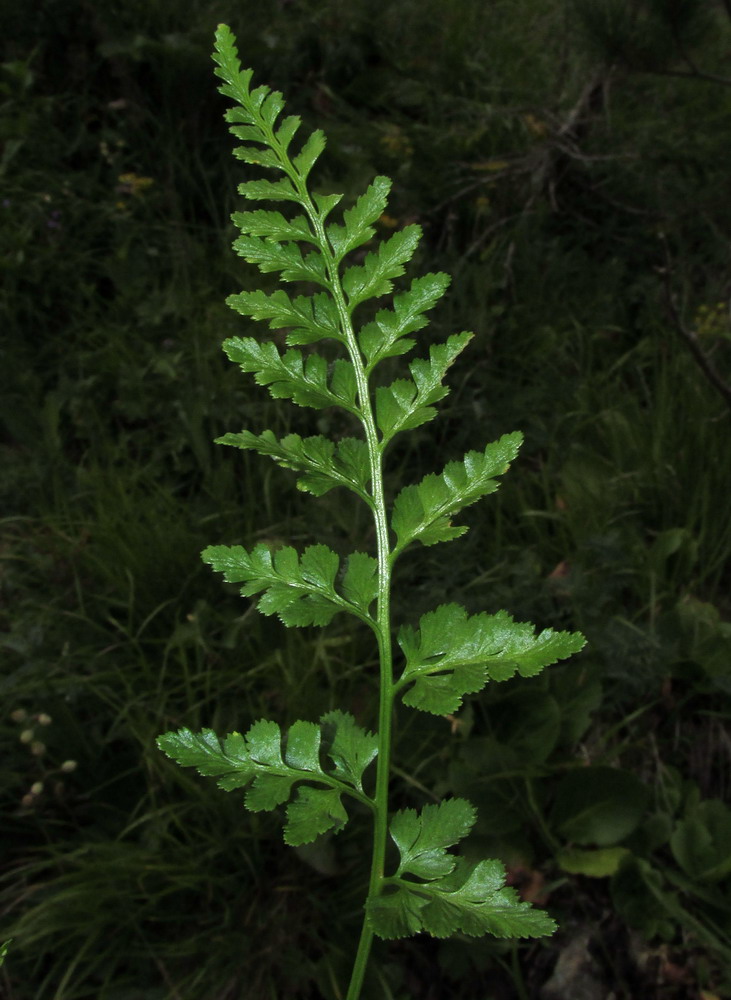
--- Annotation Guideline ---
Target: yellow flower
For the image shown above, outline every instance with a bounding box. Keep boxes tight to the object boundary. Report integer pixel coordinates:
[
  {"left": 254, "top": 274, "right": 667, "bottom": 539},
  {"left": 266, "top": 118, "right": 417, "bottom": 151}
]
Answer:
[
  {"left": 117, "top": 172, "right": 155, "bottom": 197},
  {"left": 379, "top": 125, "right": 413, "bottom": 158},
  {"left": 522, "top": 112, "right": 547, "bottom": 137}
]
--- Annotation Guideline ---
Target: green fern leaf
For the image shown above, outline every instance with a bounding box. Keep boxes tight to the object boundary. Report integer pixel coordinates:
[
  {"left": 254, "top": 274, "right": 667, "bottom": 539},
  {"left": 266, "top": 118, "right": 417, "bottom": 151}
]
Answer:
[
  {"left": 273, "top": 114, "right": 302, "bottom": 152},
  {"left": 340, "top": 551, "right": 379, "bottom": 613},
  {"left": 343, "top": 226, "right": 422, "bottom": 311},
  {"left": 232, "top": 236, "right": 328, "bottom": 285},
  {"left": 313, "top": 190, "right": 344, "bottom": 220},
  {"left": 216, "top": 429, "right": 372, "bottom": 501},
  {"left": 202, "top": 542, "right": 376, "bottom": 626},
  {"left": 365, "top": 800, "right": 555, "bottom": 939},
  {"left": 397, "top": 603, "right": 587, "bottom": 714},
  {"left": 237, "top": 177, "right": 300, "bottom": 202},
  {"left": 158, "top": 713, "right": 377, "bottom": 846},
  {"left": 223, "top": 106, "right": 259, "bottom": 126},
  {"left": 293, "top": 129, "right": 327, "bottom": 180},
  {"left": 390, "top": 431, "right": 523, "bottom": 553},
  {"left": 226, "top": 289, "right": 342, "bottom": 345},
  {"left": 391, "top": 798, "right": 476, "bottom": 879},
  {"left": 259, "top": 90, "right": 285, "bottom": 128},
  {"left": 320, "top": 710, "right": 378, "bottom": 792},
  {"left": 285, "top": 786, "right": 348, "bottom": 844},
  {"left": 212, "top": 25, "right": 252, "bottom": 103},
  {"left": 327, "top": 175, "right": 392, "bottom": 262},
  {"left": 226, "top": 122, "right": 265, "bottom": 145},
  {"left": 222, "top": 338, "right": 357, "bottom": 411},
  {"left": 375, "top": 333, "right": 473, "bottom": 445},
  {"left": 232, "top": 145, "right": 282, "bottom": 169},
  {"left": 181, "top": 24, "right": 580, "bottom": 969},
  {"left": 231, "top": 209, "right": 316, "bottom": 244},
  {"left": 359, "top": 273, "right": 451, "bottom": 372},
  {"left": 368, "top": 857, "right": 556, "bottom": 940}
]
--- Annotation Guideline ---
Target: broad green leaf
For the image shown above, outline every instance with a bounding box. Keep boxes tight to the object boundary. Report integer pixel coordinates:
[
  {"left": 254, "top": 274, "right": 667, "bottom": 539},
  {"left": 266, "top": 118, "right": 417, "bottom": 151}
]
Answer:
[
  {"left": 222, "top": 338, "right": 357, "bottom": 412},
  {"left": 320, "top": 710, "right": 378, "bottom": 792},
  {"left": 342, "top": 226, "right": 421, "bottom": 311},
  {"left": 327, "top": 176, "right": 392, "bottom": 261},
  {"left": 489, "top": 688, "right": 561, "bottom": 764},
  {"left": 551, "top": 661, "right": 603, "bottom": 745},
  {"left": 556, "top": 846, "right": 630, "bottom": 878},
  {"left": 202, "top": 541, "right": 374, "bottom": 627},
  {"left": 390, "top": 431, "right": 523, "bottom": 552},
  {"left": 226, "top": 289, "right": 342, "bottom": 345},
  {"left": 216, "top": 429, "right": 371, "bottom": 501},
  {"left": 359, "top": 273, "right": 451, "bottom": 371},
  {"left": 670, "top": 800, "right": 731, "bottom": 882},
  {"left": 611, "top": 857, "right": 677, "bottom": 941},
  {"left": 231, "top": 236, "right": 328, "bottom": 286},
  {"left": 551, "top": 767, "right": 648, "bottom": 846},
  {"left": 397, "top": 603, "right": 586, "bottom": 714},
  {"left": 367, "top": 857, "right": 556, "bottom": 940},
  {"left": 231, "top": 209, "right": 316, "bottom": 244},
  {"left": 391, "top": 798, "right": 477, "bottom": 880},
  {"left": 158, "top": 713, "right": 376, "bottom": 846},
  {"left": 375, "top": 333, "right": 473, "bottom": 445}
]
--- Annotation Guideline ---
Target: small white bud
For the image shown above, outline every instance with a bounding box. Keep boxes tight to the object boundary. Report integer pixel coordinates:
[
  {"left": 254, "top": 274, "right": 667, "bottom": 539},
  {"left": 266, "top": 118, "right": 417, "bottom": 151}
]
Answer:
[
  {"left": 30, "top": 782, "right": 44, "bottom": 796},
  {"left": 19, "top": 729, "right": 34, "bottom": 744},
  {"left": 30, "top": 741, "right": 46, "bottom": 756},
  {"left": 10, "top": 709, "right": 27, "bottom": 723},
  {"left": 37, "top": 713, "right": 52, "bottom": 726},
  {"left": 60, "top": 760, "right": 78, "bottom": 773}
]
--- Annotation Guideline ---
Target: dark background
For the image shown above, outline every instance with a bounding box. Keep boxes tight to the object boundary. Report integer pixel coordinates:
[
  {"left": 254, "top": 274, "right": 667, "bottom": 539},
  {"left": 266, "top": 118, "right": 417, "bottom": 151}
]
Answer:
[{"left": 2, "top": 1, "right": 731, "bottom": 997}]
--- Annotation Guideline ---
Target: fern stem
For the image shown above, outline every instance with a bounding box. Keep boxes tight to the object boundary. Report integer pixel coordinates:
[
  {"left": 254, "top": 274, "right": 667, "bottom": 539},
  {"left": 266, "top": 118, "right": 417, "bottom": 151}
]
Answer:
[
  {"left": 345, "top": 920, "right": 375, "bottom": 1000},
  {"left": 291, "top": 181, "right": 394, "bottom": 999}
]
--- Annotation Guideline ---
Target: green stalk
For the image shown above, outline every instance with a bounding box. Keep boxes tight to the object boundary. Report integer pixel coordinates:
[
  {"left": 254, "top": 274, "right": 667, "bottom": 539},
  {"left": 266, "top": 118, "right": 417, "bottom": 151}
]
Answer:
[
  {"left": 323, "top": 265, "right": 393, "bottom": 1000},
  {"left": 287, "top": 175, "right": 394, "bottom": 999},
  {"left": 250, "top": 119, "right": 397, "bottom": 994}
]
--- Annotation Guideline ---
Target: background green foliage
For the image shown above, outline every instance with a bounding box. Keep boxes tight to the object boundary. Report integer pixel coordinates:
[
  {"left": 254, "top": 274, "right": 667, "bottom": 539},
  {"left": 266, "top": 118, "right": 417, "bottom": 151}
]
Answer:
[{"left": 1, "top": 0, "right": 730, "bottom": 997}]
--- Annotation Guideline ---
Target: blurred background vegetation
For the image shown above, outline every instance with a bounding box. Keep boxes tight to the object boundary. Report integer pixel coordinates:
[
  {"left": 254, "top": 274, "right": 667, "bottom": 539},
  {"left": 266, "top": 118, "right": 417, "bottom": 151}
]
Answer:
[{"left": 1, "top": 0, "right": 730, "bottom": 997}]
